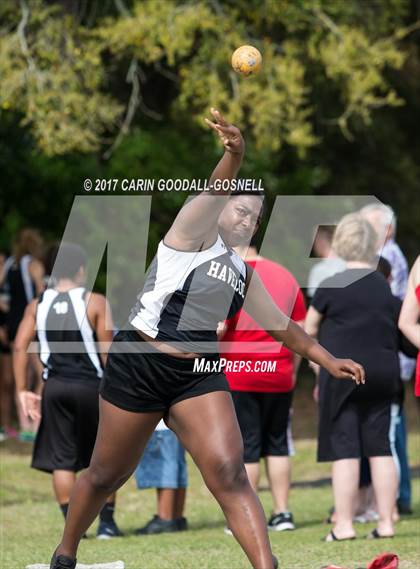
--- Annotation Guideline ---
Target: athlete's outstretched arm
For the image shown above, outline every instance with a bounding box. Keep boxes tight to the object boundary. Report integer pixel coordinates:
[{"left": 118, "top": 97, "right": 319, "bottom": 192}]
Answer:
[
  {"left": 243, "top": 267, "right": 365, "bottom": 384},
  {"left": 13, "top": 300, "right": 41, "bottom": 420},
  {"left": 164, "top": 108, "right": 244, "bottom": 251}
]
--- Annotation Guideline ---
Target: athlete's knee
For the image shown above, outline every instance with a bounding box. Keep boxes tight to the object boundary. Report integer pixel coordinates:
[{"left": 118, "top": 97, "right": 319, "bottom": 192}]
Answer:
[
  {"left": 208, "top": 457, "right": 248, "bottom": 494},
  {"left": 87, "top": 464, "right": 129, "bottom": 494}
]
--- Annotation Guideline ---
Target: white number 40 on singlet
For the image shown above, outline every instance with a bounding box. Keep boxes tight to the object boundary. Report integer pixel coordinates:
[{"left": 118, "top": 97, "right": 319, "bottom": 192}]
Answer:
[{"left": 53, "top": 301, "right": 69, "bottom": 315}]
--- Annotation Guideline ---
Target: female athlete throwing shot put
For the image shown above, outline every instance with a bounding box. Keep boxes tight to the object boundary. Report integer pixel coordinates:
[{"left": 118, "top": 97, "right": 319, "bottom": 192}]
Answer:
[{"left": 50, "top": 109, "right": 365, "bottom": 569}]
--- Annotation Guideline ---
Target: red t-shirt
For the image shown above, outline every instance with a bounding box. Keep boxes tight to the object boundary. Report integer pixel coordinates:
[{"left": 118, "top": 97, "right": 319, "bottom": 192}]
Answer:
[
  {"left": 415, "top": 284, "right": 420, "bottom": 397},
  {"left": 220, "top": 258, "right": 306, "bottom": 392}
]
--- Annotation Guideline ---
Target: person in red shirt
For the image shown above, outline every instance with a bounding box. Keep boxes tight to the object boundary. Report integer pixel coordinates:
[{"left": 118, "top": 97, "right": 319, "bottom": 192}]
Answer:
[
  {"left": 219, "top": 239, "right": 306, "bottom": 532},
  {"left": 399, "top": 256, "right": 420, "bottom": 399}
]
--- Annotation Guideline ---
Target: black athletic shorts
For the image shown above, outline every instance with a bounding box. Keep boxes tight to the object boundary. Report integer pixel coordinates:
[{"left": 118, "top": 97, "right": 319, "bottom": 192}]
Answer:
[
  {"left": 32, "top": 375, "right": 100, "bottom": 473},
  {"left": 317, "top": 397, "right": 398, "bottom": 462},
  {"left": 99, "top": 329, "right": 230, "bottom": 413},
  {"left": 231, "top": 390, "right": 294, "bottom": 463}
]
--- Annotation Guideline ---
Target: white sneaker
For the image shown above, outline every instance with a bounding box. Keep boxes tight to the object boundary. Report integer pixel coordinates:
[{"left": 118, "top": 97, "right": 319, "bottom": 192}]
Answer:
[
  {"left": 268, "top": 511, "right": 295, "bottom": 531},
  {"left": 224, "top": 526, "right": 233, "bottom": 536},
  {"left": 354, "top": 509, "right": 379, "bottom": 523}
]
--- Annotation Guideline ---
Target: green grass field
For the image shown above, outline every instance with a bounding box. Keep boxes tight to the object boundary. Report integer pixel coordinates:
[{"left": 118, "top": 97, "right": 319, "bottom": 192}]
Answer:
[{"left": 1, "top": 434, "right": 419, "bottom": 569}]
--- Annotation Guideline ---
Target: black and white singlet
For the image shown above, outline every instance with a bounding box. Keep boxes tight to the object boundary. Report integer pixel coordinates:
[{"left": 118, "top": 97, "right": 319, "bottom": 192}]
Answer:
[
  {"left": 129, "top": 235, "right": 247, "bottom": 352},
  {"left": 4, "top": 255, "right": 36, "bottom": 340},
  {"left": 36, "top": 287, "right": 103, "bottom": 381}
]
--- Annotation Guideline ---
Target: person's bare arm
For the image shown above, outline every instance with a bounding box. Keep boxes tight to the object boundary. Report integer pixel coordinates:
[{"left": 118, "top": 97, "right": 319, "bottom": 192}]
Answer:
[
  {"left": 86, "top": 293, "right": 114, "bottom": 366},
  {"left": 291, "top": 320, "right": 304, "bottom": 387},
  {"left": 0, "top": 263, "right": 6, "bottom": 288},
  {"left": 29, "top": 258, "right": 45, "bottom": 296},
  {"left": 243, "top": 268, "right": 365, "bottom": 384},
  {"left": 305, "top": 306, "right": 324, "bottom": 400},
  {"left": 164, "top": 108, "right": 244, "bottom": 251},
  {"left": 13, "top": 299, "right": 41, "bottom": 420},
  {"left": 399, "top": 256, "right": 420, "bottom": 349},
  {"left": 305, "top": 306, "right": 323, "bottom": 338}
]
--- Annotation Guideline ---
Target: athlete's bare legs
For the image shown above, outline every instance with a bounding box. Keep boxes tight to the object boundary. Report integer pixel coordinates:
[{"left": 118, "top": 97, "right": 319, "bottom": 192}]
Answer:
[
  {"left": 54, "top": 398, "right": 162, "bottom": 559},
  {"left": 167, "top": 391, "right": 276, "bottom": 569}
]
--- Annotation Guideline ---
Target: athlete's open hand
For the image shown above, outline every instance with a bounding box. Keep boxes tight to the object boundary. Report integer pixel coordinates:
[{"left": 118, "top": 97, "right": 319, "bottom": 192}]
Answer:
[
  {"left": 326, "top": 358, "right": 365, "bottom": 385},
  {"left": 18, "top": 390, "right": 41, "bottom": 421},
  {"left": 205, "top": 108, "right": 244, "bottom": 155}
]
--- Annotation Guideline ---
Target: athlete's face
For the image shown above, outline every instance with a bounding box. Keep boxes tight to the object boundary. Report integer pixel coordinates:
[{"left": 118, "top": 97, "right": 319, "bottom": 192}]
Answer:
[{"left": 218, "top": 195, "right": 262, "bottom": 247}]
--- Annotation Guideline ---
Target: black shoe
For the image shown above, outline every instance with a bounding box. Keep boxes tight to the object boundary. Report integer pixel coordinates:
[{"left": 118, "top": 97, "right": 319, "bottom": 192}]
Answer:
[
  {"left": 135, "top": 514, "right": 179, "bottom": 535},
  {"left": 273, "top": 555, "right": 279, "bottom": 569},
  {"left": 50, "top": 551, "right": 76, "bottom": 569},
  {"left": 176, "top": 516, "right": 188, "bottom": 531},
  {"left": 96, "top": 519, "right": 124, "bottom": 539},
  {"left": 268, "top": 511, "right": 295, "bottom": 531}
]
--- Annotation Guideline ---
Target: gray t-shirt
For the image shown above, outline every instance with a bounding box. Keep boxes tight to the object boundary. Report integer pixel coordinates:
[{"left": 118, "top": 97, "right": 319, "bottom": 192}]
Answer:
[{"left": 307, "top": 257, "right": 346, "bottom": 298}]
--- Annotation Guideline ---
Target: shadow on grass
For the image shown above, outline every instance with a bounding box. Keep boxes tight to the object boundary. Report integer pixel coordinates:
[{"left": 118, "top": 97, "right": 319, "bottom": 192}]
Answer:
[
  {"left": 295, "top": 519, "right": 328, "bottom": 530},
  {"left": 258, "top": 467, "right": 420, "bottom": 491},
  {"left": 1, "top": 484, "right": 51, "bottom": 506},
  {"left": 122, "top": 517, "right": 338, "bottom": 534},
  {"left": 0, "top": 439, "right": 34, "bottom": 455},
  {"left": 122, "top": 519, "right": 231, "bottom": 535}
]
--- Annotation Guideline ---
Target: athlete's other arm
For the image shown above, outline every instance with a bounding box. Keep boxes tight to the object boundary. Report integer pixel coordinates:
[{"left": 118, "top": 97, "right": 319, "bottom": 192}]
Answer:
[
  {"left": 13, "top": 299, "right": 41, "bottom": 420},
  {"left": 165, "top": 109, "right": 244, "bottom": 251},
  {"left": 399, "top": 256, "right": 420, "bottom": 349},
  {"left": 243, "top": 267, "right": 365, "bottom": 384},
  {"left": 86, "top": 293, "right": 114, "bottom": 366}
]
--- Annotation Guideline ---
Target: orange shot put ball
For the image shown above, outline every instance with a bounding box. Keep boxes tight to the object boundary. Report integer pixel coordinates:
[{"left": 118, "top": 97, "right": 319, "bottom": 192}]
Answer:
[{"left": 231, "top": 45, "right": 262, "bottom": 76}]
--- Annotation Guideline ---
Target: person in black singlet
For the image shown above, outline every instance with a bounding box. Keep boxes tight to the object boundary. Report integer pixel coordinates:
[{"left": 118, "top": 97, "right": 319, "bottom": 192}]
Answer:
[
  {"left": 0, "top": 250, "right": 14, "bottom": 440},
  {"left": 50, "top": 110, "right": 365, "bottom": 569},
  {"left": 13, "top": 243, "right": 122, "bottom": 539},
  {"left": 0, "top": 229, "right": 45, "bottom": 439},
  {"left": 2, "top": 228, "right": 45, "bottom": 341}
]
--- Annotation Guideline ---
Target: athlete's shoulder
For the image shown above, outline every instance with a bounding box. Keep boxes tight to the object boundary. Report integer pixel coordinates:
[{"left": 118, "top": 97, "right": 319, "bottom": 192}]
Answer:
[
  {"left": 28, "top": 257, "right": 44, "bottom": 274},
  {"left": 84, "top": 291, "right": 107, "bottom": 308},
  {"left": 38, "top": 287, "right": 58, "bottom": 303},
  {"left": 228, "top": 247, "right": 247, "bottom": 276},
  {"left": 161, "top": 228, "right": 220, "bottom": 254}
]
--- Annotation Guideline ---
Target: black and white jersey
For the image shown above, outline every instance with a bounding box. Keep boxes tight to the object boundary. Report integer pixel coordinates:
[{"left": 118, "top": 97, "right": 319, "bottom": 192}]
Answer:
[
  {"left": 36, "top": 287, "right": 103, "bottom": 381},
  {"left": 130, "top": 235, "right": 247, "bottom": 352},
  {"left": 4, "top": 255, "right": 36, "bottom": 340},
  {"left": 4, "top": 254, "right": 35, "bottom": 304}
]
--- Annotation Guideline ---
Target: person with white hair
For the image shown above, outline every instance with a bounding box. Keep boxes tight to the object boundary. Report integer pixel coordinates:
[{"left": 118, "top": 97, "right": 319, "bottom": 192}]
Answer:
[
  {"left": 360, "top": 203, "right": 415, "bottom": 515},
  {"left": 360, "top": 203, "right": 407, "bottom": 299},
  {"left": 306, "top": 213, "right": 401, "bottom": 541}
]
